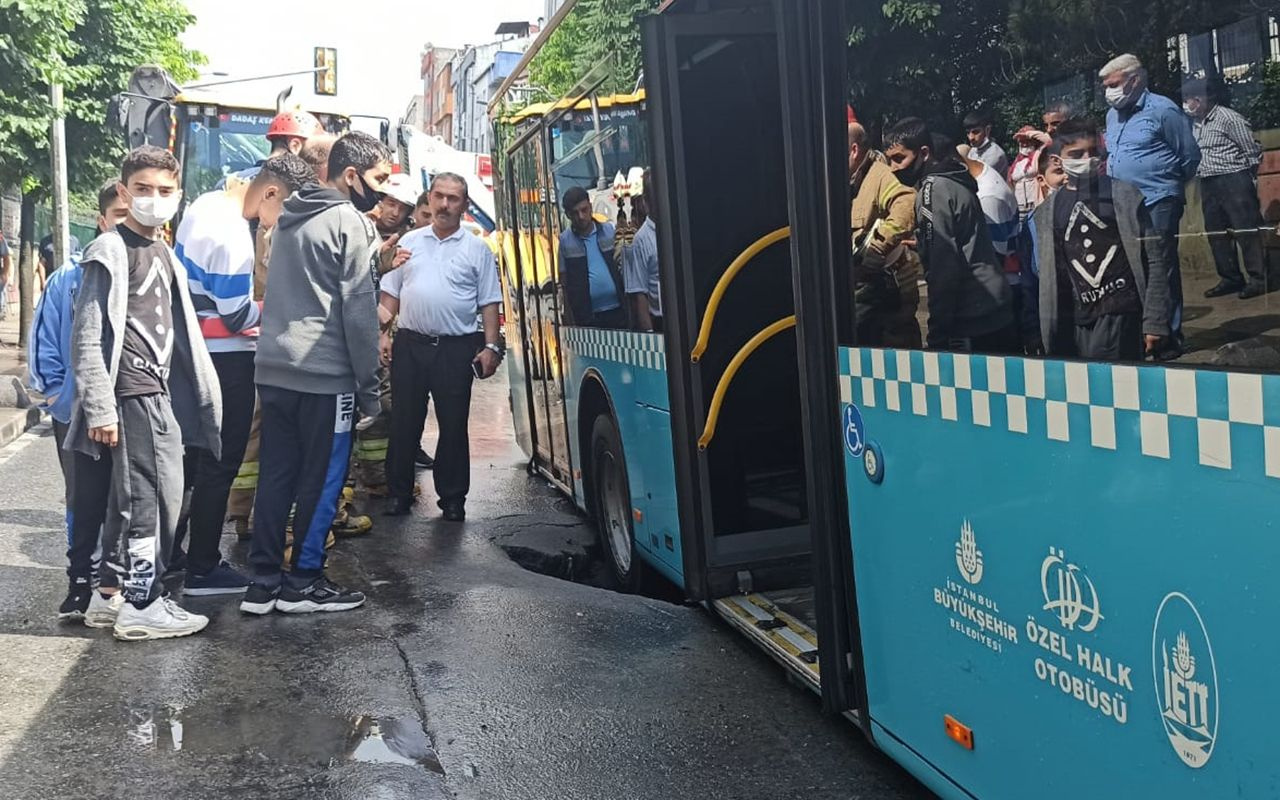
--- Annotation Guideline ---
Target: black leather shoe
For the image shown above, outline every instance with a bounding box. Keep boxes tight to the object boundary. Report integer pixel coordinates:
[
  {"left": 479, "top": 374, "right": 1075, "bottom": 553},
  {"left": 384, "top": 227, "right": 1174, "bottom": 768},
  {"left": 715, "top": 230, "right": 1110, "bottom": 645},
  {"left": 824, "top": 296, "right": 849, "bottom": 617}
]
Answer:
[
  {"left": 1239, "top": 281, "right": 1267, "bottom": 299},
  {"left": 415, "top": 448, "right": 435, "bottom": 469},
  {"left": 439, "top": 501, "right": 465, "bottom": 522},
  {"left": 1204, "top": 281, "right": 1244, "bottom": 298},
  {"left": 384, "top": 497, "right": 414, "bottom": 517}
]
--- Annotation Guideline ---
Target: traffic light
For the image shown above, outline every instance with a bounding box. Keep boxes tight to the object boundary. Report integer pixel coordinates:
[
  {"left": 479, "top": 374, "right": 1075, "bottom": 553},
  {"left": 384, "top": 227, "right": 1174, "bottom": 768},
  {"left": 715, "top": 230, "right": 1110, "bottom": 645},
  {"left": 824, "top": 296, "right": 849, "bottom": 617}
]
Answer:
[{"left": 314, "top": 47, "right": 337, "bottom": 96}]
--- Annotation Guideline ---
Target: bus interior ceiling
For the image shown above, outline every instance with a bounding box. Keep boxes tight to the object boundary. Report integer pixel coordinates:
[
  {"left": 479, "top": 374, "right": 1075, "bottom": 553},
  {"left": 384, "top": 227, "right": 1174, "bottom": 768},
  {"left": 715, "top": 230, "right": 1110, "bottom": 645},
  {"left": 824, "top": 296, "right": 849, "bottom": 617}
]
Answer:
[{"left": 672, "top": 25, "right": 808, "bottom": 538}]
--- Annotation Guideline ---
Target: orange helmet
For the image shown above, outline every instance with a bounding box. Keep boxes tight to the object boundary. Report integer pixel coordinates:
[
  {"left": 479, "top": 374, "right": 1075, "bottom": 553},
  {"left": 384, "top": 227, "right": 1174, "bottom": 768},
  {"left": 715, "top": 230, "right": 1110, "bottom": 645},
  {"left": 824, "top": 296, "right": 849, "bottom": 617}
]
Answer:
[{"left": 267, "top": 110, "right": 323, "bottom": 141}]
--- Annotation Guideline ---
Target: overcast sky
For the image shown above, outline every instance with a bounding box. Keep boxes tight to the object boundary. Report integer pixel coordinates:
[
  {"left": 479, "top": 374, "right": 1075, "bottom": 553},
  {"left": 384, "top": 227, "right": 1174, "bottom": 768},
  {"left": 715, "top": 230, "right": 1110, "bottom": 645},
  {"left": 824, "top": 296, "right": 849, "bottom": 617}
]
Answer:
[{"left": 180, "top": 0, "right": 543, "bottom": 123}]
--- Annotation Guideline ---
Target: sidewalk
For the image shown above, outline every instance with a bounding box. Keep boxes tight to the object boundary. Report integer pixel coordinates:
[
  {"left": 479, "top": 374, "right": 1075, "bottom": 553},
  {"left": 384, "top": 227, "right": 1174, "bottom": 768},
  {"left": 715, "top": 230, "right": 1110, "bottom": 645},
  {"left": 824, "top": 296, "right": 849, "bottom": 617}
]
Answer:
[{"left": 0, "top": 309, "right": 41, "bottom": 449}]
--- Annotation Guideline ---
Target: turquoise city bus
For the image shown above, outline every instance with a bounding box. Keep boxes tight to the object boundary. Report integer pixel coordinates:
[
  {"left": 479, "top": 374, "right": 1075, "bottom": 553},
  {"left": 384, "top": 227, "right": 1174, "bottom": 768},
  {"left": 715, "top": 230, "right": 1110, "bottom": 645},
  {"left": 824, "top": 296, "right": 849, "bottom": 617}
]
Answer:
[{"left": 491, "top": 1, "right": 1280, "bottom": 796}]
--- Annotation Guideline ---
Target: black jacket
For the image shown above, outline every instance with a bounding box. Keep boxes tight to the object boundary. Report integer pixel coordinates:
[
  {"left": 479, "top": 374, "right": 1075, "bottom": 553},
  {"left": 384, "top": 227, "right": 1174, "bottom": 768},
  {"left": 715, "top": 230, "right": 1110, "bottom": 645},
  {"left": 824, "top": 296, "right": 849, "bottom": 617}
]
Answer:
[{"left": 916, "top": 161, "right": 1014, "bottom": 347}]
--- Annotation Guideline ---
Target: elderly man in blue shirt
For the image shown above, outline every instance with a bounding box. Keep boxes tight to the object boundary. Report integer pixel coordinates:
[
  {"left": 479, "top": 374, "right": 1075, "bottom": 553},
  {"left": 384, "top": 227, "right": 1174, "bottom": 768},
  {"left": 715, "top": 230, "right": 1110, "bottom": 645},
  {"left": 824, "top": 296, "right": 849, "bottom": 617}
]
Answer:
[{"left": 1101, "top": 53, "right": 1201, "bottom": 359}]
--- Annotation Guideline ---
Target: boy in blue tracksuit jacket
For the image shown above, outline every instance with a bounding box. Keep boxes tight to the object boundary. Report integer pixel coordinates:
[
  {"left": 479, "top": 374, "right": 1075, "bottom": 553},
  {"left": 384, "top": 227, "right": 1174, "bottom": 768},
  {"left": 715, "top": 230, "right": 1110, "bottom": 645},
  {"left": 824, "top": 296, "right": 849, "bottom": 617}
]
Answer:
[{"left": 28, "top": 181, "right": 128, "bottom": 620}]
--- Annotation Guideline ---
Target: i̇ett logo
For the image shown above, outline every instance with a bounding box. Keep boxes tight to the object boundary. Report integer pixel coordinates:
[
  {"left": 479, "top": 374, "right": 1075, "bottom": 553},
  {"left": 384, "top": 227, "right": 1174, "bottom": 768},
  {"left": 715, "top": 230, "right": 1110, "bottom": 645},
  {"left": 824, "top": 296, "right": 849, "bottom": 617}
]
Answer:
[{"left": 1152, "top": 592, "right": 1218, "bottom": 769}]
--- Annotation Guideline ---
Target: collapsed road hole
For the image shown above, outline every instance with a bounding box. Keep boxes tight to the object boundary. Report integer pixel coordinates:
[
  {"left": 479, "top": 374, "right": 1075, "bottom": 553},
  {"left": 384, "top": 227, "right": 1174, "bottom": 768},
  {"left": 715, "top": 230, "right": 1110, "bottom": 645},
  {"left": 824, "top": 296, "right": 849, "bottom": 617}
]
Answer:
[{"left": 493, "top": 518, "right": 686, "bottom": 605}]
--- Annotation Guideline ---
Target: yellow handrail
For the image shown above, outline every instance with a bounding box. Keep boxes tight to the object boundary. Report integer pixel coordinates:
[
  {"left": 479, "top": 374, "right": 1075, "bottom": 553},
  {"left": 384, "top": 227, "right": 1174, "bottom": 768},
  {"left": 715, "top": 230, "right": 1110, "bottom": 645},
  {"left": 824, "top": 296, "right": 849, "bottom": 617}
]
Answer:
[
  {"left": 697, "top": 315, "right": 797, "bottom": 450},
  {"left": 690, "top": 227, "right": 791, "bottom": 363}
]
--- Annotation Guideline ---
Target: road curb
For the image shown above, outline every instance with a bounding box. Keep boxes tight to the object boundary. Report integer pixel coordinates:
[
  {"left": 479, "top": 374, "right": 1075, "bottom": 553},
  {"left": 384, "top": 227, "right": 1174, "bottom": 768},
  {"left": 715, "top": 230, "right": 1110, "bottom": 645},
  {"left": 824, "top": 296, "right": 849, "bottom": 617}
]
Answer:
[{"left": 0, "top": 406, "right": 43, "bottom": 450}]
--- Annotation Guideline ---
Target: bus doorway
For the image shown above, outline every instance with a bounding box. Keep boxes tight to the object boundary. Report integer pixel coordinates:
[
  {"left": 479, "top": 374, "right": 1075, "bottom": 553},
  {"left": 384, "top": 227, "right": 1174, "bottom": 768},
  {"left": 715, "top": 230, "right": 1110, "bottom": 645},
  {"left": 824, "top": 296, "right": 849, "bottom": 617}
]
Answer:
[
  {"left": 645, "top": 10, "right": 810, "bottom": 602},
  {"left": 646, "top": 0, "right": 862, "bottom": 717}
]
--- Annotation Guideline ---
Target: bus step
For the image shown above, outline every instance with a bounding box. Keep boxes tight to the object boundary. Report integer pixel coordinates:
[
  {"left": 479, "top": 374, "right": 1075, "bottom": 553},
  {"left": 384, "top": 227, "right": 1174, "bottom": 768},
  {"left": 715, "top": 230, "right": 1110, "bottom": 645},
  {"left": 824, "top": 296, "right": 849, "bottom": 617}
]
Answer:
[{"left": 714, "top": 593, "right": 821, "bottom": 691}]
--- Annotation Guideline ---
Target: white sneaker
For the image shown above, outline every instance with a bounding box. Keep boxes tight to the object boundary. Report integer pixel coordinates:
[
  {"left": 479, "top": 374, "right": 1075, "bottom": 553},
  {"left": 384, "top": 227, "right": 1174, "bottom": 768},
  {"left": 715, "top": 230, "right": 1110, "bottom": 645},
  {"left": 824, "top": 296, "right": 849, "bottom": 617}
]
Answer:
[
  {"left": 84, "top": 592, "right": 126, "bottom": 629},
  {"left": 112, "top": 597, "right": 209, "bottom": 641}
]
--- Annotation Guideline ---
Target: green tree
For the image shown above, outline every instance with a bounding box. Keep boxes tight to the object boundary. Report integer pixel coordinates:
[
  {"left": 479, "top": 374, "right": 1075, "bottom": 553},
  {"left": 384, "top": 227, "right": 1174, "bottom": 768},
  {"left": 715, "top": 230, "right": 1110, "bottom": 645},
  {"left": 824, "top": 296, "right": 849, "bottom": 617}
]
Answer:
[
  {"left": 527, "top": 0, "right": 657, "bottom": 101},
  {"left": 0, "top": 0, "right": 201, "bottom": 345}
]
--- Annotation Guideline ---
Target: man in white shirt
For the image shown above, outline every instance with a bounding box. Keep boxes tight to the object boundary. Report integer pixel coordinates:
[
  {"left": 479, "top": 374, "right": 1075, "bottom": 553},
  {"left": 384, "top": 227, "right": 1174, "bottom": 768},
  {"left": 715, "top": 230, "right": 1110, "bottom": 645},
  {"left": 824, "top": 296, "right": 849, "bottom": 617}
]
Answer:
[
  {"left": 379, "top": 173, "right": 503, "bottom": 521},
  {"left": 623, "top": 170, "right": 662, "bottom": 332}
]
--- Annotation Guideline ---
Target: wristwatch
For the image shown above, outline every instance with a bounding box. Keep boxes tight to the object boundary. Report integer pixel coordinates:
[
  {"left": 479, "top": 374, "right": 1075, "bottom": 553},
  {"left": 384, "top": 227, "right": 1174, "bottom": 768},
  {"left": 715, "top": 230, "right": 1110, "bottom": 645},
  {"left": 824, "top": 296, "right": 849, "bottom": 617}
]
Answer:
[{"left": 484, "top": 342, "right": 504, "bottom": 358}]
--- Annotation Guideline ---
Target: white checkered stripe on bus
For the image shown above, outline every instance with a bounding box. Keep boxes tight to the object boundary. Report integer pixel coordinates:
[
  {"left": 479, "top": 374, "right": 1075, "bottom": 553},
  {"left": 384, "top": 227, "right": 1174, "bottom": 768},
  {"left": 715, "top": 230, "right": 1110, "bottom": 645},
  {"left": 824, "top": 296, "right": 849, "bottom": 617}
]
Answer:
[
  {"left": 839, "top": 348, "right": 1280, "bottom": 479},
  {"left": 560, "top": 326, "right": 667, "bottom": 371}
]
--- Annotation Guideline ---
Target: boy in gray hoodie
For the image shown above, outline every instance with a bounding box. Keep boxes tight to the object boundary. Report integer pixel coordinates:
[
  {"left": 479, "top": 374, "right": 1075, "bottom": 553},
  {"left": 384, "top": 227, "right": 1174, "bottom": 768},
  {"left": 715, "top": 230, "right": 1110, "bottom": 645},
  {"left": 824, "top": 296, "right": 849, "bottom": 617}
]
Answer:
[
  {"left": 70, "top": 146, "right": 222, "bottom": 641},
  {"left": 240, "top": 132, "right": 390, "bottom": 616}
]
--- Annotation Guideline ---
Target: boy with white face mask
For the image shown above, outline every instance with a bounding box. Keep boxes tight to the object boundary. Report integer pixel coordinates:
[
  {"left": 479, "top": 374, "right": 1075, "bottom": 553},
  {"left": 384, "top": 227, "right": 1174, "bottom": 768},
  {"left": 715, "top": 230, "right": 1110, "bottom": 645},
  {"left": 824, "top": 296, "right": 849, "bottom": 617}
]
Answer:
[
  {"left": 69, "top": 145, "right": 222, "bottom": 641},
  {"left": 1031, "top": 118, "right": 1172, "bottom": 361}
]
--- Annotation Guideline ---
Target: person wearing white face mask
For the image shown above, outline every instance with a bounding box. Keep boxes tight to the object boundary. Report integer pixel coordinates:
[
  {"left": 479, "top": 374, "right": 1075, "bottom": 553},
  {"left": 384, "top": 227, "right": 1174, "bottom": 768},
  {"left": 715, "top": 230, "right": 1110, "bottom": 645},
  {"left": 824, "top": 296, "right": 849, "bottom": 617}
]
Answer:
[
  {"left": 1100, "top": 53, "right": 1200, "bottom": 359},
  {"left": 68, "top": 145, "right": 223, "bottom": 641},
  {"left": 1032, "top": 117, "right": 1172, "bottom": 361}
]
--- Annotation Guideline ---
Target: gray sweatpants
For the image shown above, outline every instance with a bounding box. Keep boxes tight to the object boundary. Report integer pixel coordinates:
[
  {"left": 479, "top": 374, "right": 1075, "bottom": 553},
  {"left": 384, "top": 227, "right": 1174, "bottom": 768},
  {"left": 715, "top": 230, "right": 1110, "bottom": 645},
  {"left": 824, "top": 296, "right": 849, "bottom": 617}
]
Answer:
[{"left": 102, "top": 394, "right": 183, "bottom": 605}]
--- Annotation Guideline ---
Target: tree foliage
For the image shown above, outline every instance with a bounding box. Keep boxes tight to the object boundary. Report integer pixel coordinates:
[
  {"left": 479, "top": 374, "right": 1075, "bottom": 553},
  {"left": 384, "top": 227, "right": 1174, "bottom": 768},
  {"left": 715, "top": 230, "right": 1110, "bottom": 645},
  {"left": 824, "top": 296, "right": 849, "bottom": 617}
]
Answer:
[
  {"left": 846, "top": 0, "right": 1263, "bottom": 145},
  {"left": 528, "top": 0, "right": 658, "bottom": 101},
  {"left": 0, "top": 0, "right": 203, "bottom": 200}
]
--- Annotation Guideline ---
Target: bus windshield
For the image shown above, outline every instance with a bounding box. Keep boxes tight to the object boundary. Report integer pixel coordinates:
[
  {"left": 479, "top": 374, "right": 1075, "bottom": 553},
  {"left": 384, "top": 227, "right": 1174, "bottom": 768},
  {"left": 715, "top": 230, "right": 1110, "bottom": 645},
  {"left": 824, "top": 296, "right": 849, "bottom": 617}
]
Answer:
[{"left": 180, "top": 108, "right": 275, "bottom": 199}]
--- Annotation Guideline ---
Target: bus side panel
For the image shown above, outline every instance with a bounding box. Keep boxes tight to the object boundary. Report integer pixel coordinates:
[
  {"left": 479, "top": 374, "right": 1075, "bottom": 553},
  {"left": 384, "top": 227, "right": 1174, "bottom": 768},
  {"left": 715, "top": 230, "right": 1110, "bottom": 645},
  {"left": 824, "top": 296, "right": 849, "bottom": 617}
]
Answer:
[
  {"left": 840, "top": 346, "right": 1279, "bottom": 799},
  {"left": 561, "top": 327, "right": 684, "bottom": 587},
  {"left": 498, "top": 231, "right": 535, "bottom": 459}
]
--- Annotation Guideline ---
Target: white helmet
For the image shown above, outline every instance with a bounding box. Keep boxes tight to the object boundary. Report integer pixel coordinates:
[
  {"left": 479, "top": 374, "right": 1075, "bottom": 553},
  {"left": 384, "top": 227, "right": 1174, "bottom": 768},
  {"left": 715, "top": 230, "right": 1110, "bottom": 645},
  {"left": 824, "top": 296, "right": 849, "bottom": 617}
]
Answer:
[{"left": 383, "top": 173, "right": 421, "bottom": 208}]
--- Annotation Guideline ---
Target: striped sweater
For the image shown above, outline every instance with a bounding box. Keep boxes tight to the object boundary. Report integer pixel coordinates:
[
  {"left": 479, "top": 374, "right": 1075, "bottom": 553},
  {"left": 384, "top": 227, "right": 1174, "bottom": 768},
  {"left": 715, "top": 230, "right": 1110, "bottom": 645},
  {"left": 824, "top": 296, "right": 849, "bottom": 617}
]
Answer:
[{"left": 175, "top": 190, "right": 260, "bottom": 352}]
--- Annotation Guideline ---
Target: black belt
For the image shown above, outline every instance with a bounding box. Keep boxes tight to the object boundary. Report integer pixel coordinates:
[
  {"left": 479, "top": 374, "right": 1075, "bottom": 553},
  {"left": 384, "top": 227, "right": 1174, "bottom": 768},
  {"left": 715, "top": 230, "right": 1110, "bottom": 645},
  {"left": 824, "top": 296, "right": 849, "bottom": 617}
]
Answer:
[{"left": 400, "top": 329, "right": 481, "bottom": 346}]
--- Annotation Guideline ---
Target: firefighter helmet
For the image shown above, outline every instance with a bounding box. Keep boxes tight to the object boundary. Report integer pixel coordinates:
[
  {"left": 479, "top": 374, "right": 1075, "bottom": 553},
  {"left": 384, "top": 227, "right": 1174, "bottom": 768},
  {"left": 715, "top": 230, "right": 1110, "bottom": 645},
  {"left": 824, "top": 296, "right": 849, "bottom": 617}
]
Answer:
[{"left": 266, "top": 110, "right": 323, "bottom": 141}]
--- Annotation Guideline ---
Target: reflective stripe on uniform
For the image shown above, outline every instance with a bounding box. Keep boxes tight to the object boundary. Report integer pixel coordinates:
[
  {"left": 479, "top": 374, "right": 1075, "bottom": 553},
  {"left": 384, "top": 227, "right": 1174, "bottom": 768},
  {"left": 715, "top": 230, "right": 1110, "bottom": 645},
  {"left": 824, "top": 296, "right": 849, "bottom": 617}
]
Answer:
[
  {"left": 232, "top": 461, "right": 259, "bottom": 490},
  {"left": 355, "top": 438, "right": 389, "bottom": 461}
]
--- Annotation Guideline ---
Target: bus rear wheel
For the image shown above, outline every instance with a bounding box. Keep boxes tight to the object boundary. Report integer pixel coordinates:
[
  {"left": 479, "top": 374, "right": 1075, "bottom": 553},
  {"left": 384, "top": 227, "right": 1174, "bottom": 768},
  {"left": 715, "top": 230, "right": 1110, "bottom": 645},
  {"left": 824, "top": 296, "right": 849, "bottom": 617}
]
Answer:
[{"left": 590, "top": 414, "right": 640, "bottom": 591}]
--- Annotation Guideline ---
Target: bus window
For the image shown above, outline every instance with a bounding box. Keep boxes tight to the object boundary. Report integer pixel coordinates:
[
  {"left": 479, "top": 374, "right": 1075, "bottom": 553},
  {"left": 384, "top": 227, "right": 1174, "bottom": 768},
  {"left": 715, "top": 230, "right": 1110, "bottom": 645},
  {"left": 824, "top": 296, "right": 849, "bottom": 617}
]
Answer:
[
  {"left": 840, "top": 3, "right": 1280, "bottom": 372},
  {"left": 548, "top": 89, "right": 647, "bottom": 330}
]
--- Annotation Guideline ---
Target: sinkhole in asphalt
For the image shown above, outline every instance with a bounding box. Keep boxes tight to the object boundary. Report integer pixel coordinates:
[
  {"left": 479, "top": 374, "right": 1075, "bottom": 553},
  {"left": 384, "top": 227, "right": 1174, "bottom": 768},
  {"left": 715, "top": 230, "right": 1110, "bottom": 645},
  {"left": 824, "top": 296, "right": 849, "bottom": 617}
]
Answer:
[
  {"left": 123, "top": 705, "right": 443, "bottom": 774},
  {"left": 493, "top": 520, "right": 686, "bottom": 605}
]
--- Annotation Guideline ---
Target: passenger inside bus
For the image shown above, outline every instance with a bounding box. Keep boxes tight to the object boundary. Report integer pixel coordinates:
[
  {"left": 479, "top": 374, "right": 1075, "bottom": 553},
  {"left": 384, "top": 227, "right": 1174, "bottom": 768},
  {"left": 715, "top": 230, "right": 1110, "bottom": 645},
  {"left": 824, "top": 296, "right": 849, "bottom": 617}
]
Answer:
[
  {"left": 623, "top": 168, "right": 663, "bottom": 333},
  {"left": 558, "top": 186, "right": 629, "bottom": 328}
]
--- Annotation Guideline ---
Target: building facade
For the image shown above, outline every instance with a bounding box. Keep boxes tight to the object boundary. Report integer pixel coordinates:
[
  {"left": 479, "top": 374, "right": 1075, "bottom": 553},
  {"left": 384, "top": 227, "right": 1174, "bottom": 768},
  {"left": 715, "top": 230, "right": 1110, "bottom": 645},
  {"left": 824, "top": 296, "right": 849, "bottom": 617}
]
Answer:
[
  {"left": 422, "top": 44, "right": 458, "bottom": 142},
  {"left": 450, "top": 23, "right": 538, "bottom": 154}
]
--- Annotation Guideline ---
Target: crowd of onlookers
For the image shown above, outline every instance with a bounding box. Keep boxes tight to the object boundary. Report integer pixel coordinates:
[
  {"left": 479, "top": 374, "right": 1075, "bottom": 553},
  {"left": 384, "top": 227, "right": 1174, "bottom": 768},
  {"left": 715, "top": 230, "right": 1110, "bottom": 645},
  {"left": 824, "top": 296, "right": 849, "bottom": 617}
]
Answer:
[
  {"left": 850, "top": 53, "right": 1271, "bottom": 361},
  {"left": 28, "top": 111, "right": 503, "bottom": 641}
]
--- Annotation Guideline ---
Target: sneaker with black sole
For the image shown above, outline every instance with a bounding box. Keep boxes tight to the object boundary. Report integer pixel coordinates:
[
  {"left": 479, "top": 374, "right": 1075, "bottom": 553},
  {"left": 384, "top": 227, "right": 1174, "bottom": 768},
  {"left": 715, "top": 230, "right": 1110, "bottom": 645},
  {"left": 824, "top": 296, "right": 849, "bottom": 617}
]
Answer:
[
  {"left": 276, "top": 576, "right": 365, "bottom": 614},
  {"left": 113, "top": 597, "right": 209, "bottom": 641},
  {"left": 58, "top": 578, "right": 93, "bottom": 620},
  {"left": 84, "top": 591, "right": 125, "bottom": 628},
  {"left": 184, "top": 562, "right": 252, "bottom": 596},
  {"left": 239, "top": 582, "right": 281, "bottom": 615},
  {"left": 415, "top": 448, "right": 435, "bottom": 469}
]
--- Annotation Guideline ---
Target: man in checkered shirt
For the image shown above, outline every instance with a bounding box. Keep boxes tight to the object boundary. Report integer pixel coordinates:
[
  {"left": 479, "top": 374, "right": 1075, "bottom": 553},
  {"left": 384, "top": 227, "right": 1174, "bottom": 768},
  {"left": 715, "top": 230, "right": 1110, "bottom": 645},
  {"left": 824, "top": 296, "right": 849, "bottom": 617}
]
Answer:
[{"left": 1183, "top": 78, "right": 1267, "bottom": 300}]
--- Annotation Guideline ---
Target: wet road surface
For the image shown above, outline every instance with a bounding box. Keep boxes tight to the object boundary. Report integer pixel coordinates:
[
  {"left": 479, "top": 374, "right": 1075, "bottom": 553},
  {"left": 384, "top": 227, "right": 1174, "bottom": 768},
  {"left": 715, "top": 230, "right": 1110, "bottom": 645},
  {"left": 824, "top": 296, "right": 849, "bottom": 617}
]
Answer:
[{"left": 0, "top": 369, "right": 929, "bottom": 799}]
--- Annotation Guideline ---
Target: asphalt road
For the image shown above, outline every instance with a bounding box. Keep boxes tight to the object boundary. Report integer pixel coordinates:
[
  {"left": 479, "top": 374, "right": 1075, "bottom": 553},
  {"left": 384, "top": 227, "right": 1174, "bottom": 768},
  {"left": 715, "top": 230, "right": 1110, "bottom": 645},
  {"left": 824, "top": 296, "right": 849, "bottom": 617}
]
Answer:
[{"left": 0, "top": 370, "right": 929, "bottom": 800}]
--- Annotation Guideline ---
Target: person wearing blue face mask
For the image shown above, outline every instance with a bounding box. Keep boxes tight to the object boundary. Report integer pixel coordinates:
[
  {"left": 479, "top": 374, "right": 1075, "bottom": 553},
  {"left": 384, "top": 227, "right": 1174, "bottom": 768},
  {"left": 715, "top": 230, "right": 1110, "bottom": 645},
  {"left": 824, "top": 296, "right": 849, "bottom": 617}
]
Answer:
[{"left": 1100, "top": 53, "right": 1200, "bottom": 360}]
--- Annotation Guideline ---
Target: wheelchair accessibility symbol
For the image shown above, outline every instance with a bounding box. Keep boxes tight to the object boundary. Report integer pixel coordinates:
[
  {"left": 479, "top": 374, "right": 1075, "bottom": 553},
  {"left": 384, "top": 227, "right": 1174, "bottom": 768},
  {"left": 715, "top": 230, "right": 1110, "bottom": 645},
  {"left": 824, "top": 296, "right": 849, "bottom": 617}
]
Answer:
[{"left": 843, "top": 404, "right": 865, "bottom": 458}]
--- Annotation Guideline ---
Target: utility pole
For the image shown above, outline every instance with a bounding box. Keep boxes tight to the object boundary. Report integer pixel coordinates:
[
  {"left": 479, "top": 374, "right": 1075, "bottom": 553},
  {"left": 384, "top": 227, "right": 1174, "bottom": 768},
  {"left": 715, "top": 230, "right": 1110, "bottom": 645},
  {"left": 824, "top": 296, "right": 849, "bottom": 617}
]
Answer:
[{"left": 50, "top": 82, "right": 70, "bottom": 268}]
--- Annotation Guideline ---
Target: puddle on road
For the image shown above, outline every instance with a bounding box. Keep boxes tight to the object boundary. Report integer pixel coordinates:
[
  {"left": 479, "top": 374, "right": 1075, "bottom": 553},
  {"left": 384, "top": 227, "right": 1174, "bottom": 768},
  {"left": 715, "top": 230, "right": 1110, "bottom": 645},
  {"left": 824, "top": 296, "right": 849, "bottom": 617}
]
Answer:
[{"left": 123, "top": 705, "right": 444, "bottom": 775}]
